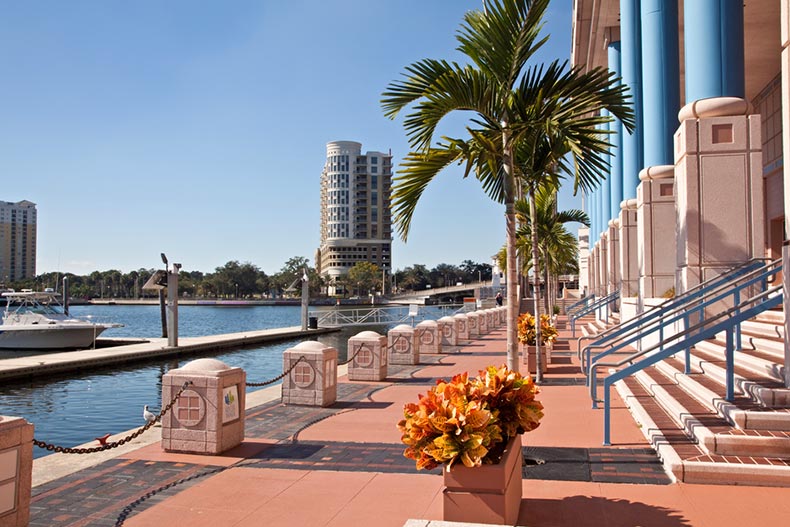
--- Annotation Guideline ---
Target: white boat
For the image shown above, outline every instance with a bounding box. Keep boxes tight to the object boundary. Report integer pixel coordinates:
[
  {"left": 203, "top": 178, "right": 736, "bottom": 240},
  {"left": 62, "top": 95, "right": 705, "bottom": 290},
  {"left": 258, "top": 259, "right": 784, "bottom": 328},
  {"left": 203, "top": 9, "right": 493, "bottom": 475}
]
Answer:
[{"left": 0, "top": 292, "right": 122, "bottom": 350}]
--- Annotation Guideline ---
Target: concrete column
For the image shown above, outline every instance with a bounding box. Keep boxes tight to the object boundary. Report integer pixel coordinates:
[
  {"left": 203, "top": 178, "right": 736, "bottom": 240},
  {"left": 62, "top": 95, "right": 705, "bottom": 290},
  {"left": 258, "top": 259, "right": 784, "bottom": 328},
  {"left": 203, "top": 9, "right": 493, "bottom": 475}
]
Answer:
[
  {"left": 599, "top": 233, "right": 609, "bottom": 299},
  {"left": 601, "top": 110, "right": 612, "bottom": 228},
  {"left": 641, "top": 0, "right": 680, "bottom": 167},
  {"left": 607, "top": 219, "right": 621, "bottom": 295},
  {"left": 608, "top": 38, "right": 624, "bottom": 219},
  {"left": 637, "top": 165, "right": 677, "bottom": 298},
  {"left": 590, "top": 244, "right": 599, "bottom": 296},
  {"left": 619, "top": 199, "right": 640, "bottom": 297},
  {"left": 782, "top": 0, "right": 790, "bottom": 389},
  {"left": 674, "top": 101, "right": 764, "bottom": 293},
  {"left": 621, "top": 0, "right": 644, "bottom": 199},
  {"left": 684, "top": 0, "right": 744, "bottom": 102}
]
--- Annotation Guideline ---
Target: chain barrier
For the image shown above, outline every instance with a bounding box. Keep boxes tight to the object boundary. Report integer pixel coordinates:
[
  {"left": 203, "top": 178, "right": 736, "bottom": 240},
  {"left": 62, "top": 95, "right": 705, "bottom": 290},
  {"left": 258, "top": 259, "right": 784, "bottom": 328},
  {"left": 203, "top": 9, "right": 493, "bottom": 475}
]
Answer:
[
  {"left": 245, "top": 355, "right": 307, "bottom": 387},
  {"left": 33, "top": 381, "right": 193, "bottom": 454},
  {"left": 338, "top": 343, "right": 366, "bottom": 366}
]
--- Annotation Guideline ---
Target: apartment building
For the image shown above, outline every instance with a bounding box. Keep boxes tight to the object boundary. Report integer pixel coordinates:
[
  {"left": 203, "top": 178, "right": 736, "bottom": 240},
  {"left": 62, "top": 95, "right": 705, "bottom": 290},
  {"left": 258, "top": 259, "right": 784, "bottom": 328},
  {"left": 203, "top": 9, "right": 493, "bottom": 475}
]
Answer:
[{"left": 0, "top": 200, "right": 37, "bottom": 283}]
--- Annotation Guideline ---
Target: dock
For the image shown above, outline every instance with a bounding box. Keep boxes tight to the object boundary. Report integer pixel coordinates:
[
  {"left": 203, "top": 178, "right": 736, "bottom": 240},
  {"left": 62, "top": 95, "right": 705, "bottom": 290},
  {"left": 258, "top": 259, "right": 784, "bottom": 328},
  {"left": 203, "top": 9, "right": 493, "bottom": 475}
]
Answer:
[{"left": 0, "top": 326, "right": 337, "bottom": 382}]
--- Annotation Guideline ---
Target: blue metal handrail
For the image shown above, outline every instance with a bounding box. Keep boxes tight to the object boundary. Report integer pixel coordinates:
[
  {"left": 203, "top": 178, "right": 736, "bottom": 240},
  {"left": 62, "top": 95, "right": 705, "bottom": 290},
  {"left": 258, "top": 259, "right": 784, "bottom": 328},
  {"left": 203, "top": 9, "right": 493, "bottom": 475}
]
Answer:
[
  {"left": 569, "top": 290, "right": 620, "bottom": 337},
  {"left": 585, "top": 259, "right": 780, "bottom": 389},
  {"left": 595, "top": 282, "right": 782, "bottom": 445},
  {"left": 566, "top": 295, "right": 595, "bottom": 317},
  {"left": 579, "top": 258, "right": 773, "bottom": 373}
]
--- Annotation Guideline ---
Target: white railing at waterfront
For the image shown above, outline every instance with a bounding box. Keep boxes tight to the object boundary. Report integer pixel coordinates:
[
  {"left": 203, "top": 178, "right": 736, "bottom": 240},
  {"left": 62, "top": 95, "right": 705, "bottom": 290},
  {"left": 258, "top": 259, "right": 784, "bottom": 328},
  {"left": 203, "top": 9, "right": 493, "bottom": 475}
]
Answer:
[{"left": 309, "top": 304, "right": 471, "bottom": 327}]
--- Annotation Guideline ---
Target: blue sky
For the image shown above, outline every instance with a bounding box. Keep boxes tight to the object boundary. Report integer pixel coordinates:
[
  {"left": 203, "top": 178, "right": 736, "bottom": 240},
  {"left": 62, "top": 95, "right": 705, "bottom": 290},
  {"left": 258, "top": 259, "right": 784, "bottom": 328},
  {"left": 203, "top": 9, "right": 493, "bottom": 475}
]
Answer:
[{"left": 0, "top": 0, "right": 578, "bottom": 276}]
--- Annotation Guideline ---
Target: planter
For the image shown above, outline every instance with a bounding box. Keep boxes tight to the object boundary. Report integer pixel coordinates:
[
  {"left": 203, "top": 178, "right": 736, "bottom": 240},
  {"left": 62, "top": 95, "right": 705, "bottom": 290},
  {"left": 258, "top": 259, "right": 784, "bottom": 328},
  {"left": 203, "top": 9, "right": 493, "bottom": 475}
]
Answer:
[
  {"left": 520, "top": 343, "right": 547, "bottom": 375},
  {"left": 443, "top": 434, "right": 523, "bottom": 526}
]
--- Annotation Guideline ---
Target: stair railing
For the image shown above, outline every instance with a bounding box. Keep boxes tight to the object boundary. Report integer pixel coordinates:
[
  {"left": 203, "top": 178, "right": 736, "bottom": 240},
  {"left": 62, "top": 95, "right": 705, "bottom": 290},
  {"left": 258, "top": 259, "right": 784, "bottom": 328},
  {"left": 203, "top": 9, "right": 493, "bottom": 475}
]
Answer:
[
  {"left": 588, "top": 270, "right": 782, "bottom": 445},
  {"left": 579, "top": 258, "right": 774, "bottom": 374},
  {"left": 576, "top": 258, "right": 770, "bottom": 366},
  {"left": 569, "top": 290, "right": 620, "bottom": 337},
  {"left": 566, "top": 294, "right": 595, "bottom": 317},
  {"left": 584, "top": 259, "right": 781, "bottom": 386}
]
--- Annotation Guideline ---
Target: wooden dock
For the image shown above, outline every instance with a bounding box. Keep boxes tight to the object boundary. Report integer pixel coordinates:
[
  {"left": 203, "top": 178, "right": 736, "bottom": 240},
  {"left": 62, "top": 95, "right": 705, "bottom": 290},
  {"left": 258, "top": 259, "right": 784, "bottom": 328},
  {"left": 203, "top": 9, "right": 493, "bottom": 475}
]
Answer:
[{"left": 0, "top": 326, "right": 337, "bottom": 382}]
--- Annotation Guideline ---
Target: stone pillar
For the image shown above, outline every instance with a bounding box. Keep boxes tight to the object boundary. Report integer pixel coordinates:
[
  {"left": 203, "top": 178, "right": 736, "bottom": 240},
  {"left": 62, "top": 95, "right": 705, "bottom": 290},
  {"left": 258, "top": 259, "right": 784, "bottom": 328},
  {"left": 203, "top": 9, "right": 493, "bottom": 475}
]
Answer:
[
  {"left": 637, "top": 165, "right": 677, "bottom": 298},
  {"left": 674, "top": 100, "right": 764, "bottom": 293},
  {"left": 478, "top": 309, "right": 489, "bottom": 335},
  {"left": 453, "top": 313, "right": 469, "bottom": 343},
  {"left": 608, "top": 36, "right": 624, "bottom": 219},
  {"left": 0, "top": 417, "right": 33, "bottom": 527},
  {"left": 619, "top": 199, "right": 639, "bottom": 297},
  {"left": 415, "top": 320, "right": 442, "bottom": 354},
  {"left": 438, "top": 316, "right": 457, "bottom": 347},
  {"left": 467, "top": 312, "right": 479, "bottom": 338},
  {"left": 599, "top": 233, "right": 609, "bottom": 298},
  {"left": 282, "top": 341, "right": 338, "bottom": 406},
  {"left": 348, "top": 331, "right": 388, "bottom": 381},
  {"left": 589, "top": 244, "right": 598, "bottom": 297},
  {"left": 607, "top": 219, "right": 620, "bottom": 295},
  {"left": 162, "top": 358, "right": 246, "bottom": 455},
  {"left": 388, "top": 324, "right": 420, "bottom": 365}
]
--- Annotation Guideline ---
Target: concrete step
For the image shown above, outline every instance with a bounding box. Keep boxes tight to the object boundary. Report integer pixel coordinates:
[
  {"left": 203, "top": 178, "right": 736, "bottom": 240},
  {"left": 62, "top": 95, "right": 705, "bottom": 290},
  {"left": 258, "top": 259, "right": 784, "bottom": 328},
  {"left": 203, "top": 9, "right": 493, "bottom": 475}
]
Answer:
[
  {"left": 741, "top": 319, "right": 785, "bottom": 340},
  {"left": 634, "top": 367, "right": 790, "bottom": 459},
  {"left": 655, "top": 357, "right": 790, "bottom": 431},
  {"left": 616, "top": 375, "right": 790, "bottom": 486},
  {"left": 754, "top": 309, "right": 785, "bottom": 326},
  {"left": 693, "top": 339, "right": 787, "bottom": 389}
]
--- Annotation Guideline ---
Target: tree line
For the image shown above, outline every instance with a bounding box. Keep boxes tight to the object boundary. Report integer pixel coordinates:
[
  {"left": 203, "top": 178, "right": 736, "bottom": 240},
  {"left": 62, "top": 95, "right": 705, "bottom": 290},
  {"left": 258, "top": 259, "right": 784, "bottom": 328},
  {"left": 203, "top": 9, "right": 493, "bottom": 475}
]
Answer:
[{"left": 3, "top": 257, "right": 492, "bottom": 300}]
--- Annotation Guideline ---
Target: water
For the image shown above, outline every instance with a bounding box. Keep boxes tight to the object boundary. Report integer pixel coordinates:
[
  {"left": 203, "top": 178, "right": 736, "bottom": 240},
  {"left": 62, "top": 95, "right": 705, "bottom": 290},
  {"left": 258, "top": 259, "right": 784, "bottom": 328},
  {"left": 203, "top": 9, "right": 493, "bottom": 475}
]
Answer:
[{"left": 0, "top": 304, "right": 454, "bottom": 458}]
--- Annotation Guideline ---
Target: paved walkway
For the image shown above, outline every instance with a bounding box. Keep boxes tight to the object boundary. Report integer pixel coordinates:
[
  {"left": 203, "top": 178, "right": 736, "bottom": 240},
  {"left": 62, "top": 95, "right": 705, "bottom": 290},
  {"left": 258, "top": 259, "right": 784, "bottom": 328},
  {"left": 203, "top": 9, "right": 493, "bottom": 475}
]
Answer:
[{"left": 27, "top": 321, "right": 790, "bottom": 526}]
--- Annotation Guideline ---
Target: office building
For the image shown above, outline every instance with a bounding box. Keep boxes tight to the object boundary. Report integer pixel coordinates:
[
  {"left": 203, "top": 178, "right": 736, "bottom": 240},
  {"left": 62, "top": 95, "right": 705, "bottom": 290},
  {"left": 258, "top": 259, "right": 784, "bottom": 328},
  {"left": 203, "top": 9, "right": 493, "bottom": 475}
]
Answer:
[
  {"left": 0, "top": 200, "right": 37, "bottom": 283},
  {"left": 316, "top": 141, "right": 392, "bottom": 294}
]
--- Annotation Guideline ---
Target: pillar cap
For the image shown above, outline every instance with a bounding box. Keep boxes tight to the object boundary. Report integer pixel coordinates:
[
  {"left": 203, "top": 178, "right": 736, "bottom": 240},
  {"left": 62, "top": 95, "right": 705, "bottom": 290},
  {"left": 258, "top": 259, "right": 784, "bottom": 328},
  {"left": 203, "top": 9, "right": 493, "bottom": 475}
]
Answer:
[
  {"left": 181, "top": 358, "right": 232, "bottom": 372},
  {"left": 608, "top": 219, "right": 619, "bottom": 228},
  {"left": 620, "top": 198, "right": 638, "bottom": 210},
  {"left": 352, "top": 330, "right": 382, "bottom": 339},
  {"left": 678, "top": 97, "right": 748, "bottom": 122},
  {"left": 415, "top": 320, "right": 438, "bottom": 328},
  {"left": 391, "top": 324, "right": 413, "bottom": 331},
  {"left": 638, "top": 165, "right": 674, "bottom": 181}
]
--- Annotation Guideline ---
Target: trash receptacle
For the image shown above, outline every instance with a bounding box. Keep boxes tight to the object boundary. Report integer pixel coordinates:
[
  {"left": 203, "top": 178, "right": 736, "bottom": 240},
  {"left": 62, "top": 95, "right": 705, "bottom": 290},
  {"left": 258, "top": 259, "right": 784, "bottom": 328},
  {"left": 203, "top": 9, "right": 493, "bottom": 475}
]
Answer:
[{"left": 308, "top": 316, "right": 318, "bottom": 329}]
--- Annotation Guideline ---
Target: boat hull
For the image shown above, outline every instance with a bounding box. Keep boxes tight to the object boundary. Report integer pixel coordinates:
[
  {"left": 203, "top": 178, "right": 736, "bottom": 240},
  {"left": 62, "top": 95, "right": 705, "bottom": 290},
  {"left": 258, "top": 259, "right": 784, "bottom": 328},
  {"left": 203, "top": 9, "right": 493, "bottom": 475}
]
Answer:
[{"left": 0, "top": 325, "right": 110, "bottom": 350}]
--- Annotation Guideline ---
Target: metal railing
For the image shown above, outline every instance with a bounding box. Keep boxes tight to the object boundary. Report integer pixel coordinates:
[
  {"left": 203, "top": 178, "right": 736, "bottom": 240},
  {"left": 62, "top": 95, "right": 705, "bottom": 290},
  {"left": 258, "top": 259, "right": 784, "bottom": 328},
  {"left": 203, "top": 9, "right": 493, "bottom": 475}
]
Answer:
[
  {"left": 569, "top": 290, "right": 620, "bottom": 336},
  {"left": 310, "top": 304, "right": 469, "bottom": 327},
  {"left": 578, "top": 258, "right": 772, "bottom": 374},
  {"left": 588, "top": 264, "right": 782, "bottom": 445},
  {"left": 566, "top": 294, "right": 595, "bottom": 317},
  {"left": 585, "top": 259, "right": 780, "bottom": 390}
]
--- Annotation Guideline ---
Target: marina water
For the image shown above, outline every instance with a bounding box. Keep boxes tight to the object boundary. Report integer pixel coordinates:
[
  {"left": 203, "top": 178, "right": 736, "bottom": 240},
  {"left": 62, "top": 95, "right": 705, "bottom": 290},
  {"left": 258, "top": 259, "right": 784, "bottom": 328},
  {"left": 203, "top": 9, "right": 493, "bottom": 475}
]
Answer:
[{"left": 0, "top": 304, "right": 450, "bottom": 459}]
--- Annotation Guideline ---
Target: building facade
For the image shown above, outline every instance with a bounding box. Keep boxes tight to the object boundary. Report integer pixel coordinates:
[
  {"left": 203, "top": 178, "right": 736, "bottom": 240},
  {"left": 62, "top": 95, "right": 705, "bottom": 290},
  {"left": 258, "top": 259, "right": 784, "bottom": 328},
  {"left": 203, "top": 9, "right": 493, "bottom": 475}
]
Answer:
[
  {"left": 316, "top": 141, "right": 392, "bottom": 293},
  {"left": 0, "top": 200, "right": 37, "bottom": 283},
  {"left": 572, "top": 0, "right": 790, "bottom": 378}
]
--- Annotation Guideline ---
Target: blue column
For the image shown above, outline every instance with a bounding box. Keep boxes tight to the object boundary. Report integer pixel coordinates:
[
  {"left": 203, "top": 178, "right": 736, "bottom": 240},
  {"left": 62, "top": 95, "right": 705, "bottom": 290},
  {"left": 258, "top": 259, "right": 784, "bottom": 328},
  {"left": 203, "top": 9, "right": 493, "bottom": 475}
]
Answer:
[
  {"left": 607, "top": 40, "right": 623, "bottom": 219},
  {"left": 684, "top": 0, "right": 744, "bottom": 102},
  {"left": 642, "top": 0, "right": 680, "bottom": 167},
  {"left": 601, "top": 109, "right": 612, "bottom": 231},
  {"left": 621, "top": 0, "right": 643, "bottom": 200}
]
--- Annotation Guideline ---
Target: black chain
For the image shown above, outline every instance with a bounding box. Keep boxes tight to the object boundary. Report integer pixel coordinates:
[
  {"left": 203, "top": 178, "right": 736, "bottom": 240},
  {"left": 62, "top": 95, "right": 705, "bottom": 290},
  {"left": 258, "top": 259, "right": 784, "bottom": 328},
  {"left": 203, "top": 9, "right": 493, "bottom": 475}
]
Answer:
[
  {"left": 245, "top": 355, "right": 307, "bottom": 387},
  {"left": 338, "top": 343, "right": 367, "bottom": 366},
  {"left": 32, "top": 381, "right": 193, "bottom": 454}
]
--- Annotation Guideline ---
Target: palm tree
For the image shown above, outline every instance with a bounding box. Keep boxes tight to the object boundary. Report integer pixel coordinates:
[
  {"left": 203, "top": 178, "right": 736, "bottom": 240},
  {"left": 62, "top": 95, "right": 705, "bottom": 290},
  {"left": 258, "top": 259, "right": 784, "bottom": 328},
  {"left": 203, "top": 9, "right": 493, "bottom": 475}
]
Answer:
[
  {"left": 381, "top": 0, "right": 634, "bottom": 373},
  {"left": 515, "top": 185, "right": 588, "bottom": 317}
]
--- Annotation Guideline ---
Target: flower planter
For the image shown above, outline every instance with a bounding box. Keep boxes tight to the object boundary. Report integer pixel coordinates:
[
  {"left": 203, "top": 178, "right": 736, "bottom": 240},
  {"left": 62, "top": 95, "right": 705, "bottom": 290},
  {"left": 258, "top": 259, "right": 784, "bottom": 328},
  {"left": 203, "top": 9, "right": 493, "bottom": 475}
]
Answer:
[
  {"left": 443, "top": 434, "right": 523, "bottom": 526},
  {"left": 520, "top": 343, "right": 547, "bottom": 375}
]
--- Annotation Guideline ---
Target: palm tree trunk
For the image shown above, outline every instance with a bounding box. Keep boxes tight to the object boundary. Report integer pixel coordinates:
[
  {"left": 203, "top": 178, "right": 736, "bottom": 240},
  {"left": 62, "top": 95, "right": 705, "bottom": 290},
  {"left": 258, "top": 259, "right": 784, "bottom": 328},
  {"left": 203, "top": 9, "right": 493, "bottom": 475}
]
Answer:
[
  {"left": 529, "top": 186, "right": 542, "bottom": 383},
  {"left": 503, "top": 130, "right": 519, "bottom": 373}
]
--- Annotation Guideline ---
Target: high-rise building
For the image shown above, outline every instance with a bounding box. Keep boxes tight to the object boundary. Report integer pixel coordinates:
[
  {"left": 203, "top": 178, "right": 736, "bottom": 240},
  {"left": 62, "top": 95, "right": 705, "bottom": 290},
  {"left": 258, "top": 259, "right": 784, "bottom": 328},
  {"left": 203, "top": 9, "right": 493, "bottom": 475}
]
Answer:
[
  {"left": 316, "top": 141, "right": 392, "bottom": 294},
  {"left": 0, "top": 200, "right": 37, "bottom": 283}
]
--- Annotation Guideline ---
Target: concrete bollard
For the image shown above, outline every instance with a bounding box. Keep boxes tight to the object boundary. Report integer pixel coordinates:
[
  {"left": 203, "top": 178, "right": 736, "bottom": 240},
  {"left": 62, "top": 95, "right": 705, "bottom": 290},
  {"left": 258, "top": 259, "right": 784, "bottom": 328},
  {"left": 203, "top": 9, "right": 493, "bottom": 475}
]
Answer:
[
  {"left": 415, "top": 319, "right": 442, "bottom": 354},
  {"left": 453, "top": 313, "right": 469, "bottom": 343},
  {"left": 282, "top": 341, "right": 338, "bottom": 407},
  {"left": 388, "top": 324, "right": 420, "bottom": 365},
  {"left": 0, "top": 416, "right": 33, "bottom": 527},
  {"left": 478, "top": 310, "right": 489, "bottom": 334},
  {"left": 498, "top": 306, "right": 506, "bottom": 324},
  {"left": 438, "top": 316, "right": 457, "bottom": 347},
  {"left": 348, "top": 331, "right": 388, "bottom": 381},
  {"left": 162, "top": 358, "right": 246, "bottom": 455},
  {"left": 467, "top": 311, "right": 480, "bottom": 338},
  {"left": 487, "top": 309, "right": 497, "bottom": 329}
]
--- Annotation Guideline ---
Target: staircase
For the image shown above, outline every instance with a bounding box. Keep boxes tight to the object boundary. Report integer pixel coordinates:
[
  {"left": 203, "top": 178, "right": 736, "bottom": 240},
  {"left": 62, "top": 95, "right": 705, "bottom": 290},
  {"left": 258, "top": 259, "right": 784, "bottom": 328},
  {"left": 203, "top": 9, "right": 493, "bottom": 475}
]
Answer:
[{"left": 613, "top": 309, "right": 790, "bottom": 486}]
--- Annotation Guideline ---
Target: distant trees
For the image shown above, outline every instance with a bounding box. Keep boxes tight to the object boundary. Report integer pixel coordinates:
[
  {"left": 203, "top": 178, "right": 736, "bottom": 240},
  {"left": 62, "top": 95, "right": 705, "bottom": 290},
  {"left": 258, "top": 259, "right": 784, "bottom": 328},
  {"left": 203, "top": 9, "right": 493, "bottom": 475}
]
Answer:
[{"left": 6, "top": 258, "right": 496, "bottom": 299}]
